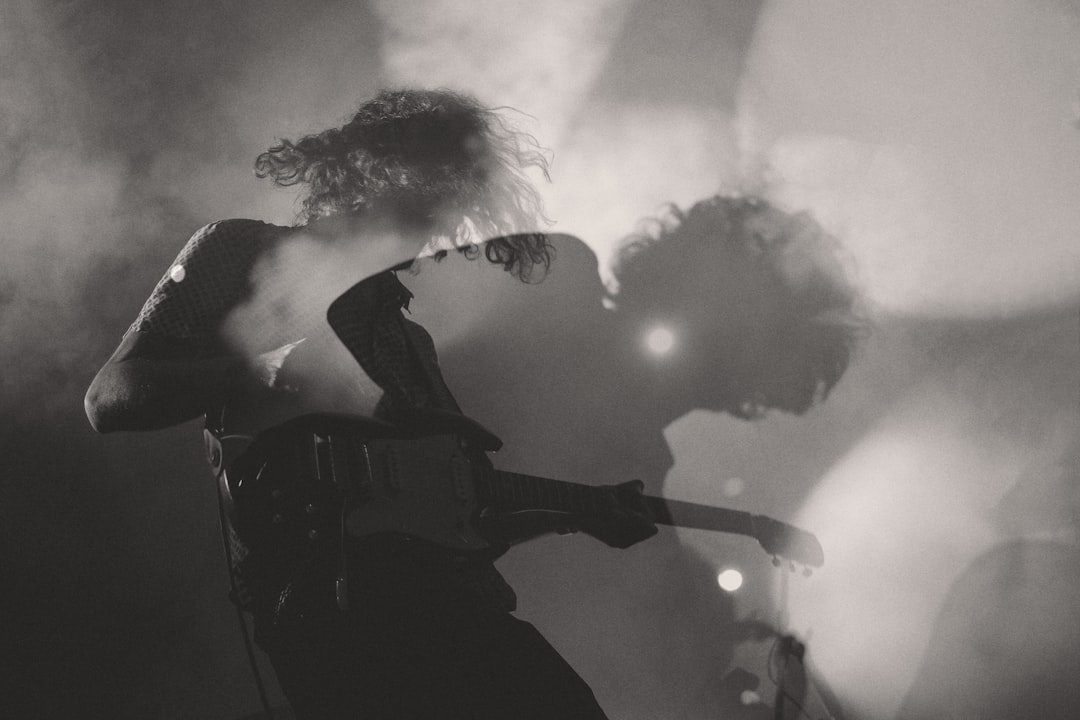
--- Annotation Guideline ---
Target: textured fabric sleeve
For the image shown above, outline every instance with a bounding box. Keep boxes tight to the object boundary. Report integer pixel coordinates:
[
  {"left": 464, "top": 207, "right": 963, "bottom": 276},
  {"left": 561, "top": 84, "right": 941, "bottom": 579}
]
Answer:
[
  {"left": 126, "top": 219, "right": 269, "bottom": 356},
  {"left": 401, "top": 317, "right": 464, "bottom": 414}
]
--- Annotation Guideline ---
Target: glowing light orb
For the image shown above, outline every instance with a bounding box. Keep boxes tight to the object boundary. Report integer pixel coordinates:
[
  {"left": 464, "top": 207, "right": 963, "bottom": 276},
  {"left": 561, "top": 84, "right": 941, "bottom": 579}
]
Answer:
[
  {"left": 645, "top": 326, "right": 675, "bottom": 355},
  {"left": 740, "top": 690, "right": 762, "bottom": 706},
  {"left": 723, "top": 477, "right": 745, "bottom": 497},
  {"left": 717, "top": 568, "right": 744, "bottom": 592}
]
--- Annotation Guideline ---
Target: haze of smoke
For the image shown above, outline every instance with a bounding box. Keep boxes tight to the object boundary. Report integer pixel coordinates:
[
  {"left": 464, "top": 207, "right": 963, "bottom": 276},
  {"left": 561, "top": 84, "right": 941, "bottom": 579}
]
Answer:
[
  {"left": 0, "top": 0, "right": 399, "bottom": 419},
  {"left": 372, "top": 0, "right": 747, "bottom": 289},
  {"left": 723, "top": 2, "right": 1080, "bottom": 715},
  {"left": 780, "top": 312, "right": 1080, "bottom": 720},
  {"left": 0, "top": 1, "right": 155, "bottom": 420},
  {"left": 737, "top": 0, "right": 1080, "bottom": 317},
  {"left": 373, "top": 0, "right": 629, "bottom": 143}
]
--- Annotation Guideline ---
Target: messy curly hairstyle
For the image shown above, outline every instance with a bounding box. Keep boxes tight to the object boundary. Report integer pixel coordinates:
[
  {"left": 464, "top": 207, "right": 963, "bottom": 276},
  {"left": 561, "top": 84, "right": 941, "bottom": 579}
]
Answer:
[
  {"left": 611, "top": 195, "right": 866, "bottom": 418},
  {"left": 254, "top": 88, "right": 552, "bottom": 281}
]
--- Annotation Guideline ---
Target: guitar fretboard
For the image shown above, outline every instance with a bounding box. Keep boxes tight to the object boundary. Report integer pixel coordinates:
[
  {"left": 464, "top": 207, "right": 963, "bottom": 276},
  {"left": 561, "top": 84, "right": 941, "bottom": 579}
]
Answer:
[
  {"left": 485, "top": 469, "right": 602, "bottom": 516},
  {"left": 486, "top": 470, "right": 753, "bottom": 534},
  {"left": 644, "top": 497, "right": 755, "bottom": 536}
]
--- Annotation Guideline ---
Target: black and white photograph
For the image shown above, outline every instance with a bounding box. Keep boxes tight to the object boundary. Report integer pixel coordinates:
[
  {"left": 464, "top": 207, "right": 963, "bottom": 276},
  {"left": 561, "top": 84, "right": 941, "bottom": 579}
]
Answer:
[{"left": 2, "top": 1, "right": 1079, "bottom": 718}]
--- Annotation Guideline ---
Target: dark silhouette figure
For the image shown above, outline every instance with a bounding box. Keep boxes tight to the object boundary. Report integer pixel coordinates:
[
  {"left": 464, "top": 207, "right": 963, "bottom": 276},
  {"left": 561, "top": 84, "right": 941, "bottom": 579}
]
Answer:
[{"left": 84, "top": 88, "right": 657, "bottom": 720}]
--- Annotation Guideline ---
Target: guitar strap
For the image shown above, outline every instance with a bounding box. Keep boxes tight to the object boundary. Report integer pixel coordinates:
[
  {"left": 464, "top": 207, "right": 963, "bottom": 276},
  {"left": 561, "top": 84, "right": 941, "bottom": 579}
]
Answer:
[{"left": 204, "top": 427, "right": 257, "bottom": 611}]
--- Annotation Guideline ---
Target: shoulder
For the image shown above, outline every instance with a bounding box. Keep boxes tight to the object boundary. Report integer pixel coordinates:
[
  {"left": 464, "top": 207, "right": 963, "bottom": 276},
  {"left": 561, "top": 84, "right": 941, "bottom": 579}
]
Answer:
[
  {"left": 191, "top": 218, "right": 282, "bottom": 239},
  {"left": 125, "top": 219, "right": 292, "bottom": 343},
  {"left": 180, "top": 218, "right": 285, "bottom": 254},
  {"left": 169, "top": 219, "right": 290, "bottom": 278}
]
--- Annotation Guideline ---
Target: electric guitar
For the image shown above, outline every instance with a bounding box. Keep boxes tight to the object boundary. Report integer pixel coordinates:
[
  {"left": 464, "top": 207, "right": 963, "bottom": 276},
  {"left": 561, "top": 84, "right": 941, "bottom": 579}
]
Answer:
[{"left": 217, "top": 416, "right": 824, "bottom": 571}]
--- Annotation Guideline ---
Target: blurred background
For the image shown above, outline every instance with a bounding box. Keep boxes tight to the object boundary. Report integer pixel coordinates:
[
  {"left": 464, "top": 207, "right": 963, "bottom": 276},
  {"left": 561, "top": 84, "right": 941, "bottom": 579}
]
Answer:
[{"left": 2, "top": 0, "right": 1078, "bottom": 718}]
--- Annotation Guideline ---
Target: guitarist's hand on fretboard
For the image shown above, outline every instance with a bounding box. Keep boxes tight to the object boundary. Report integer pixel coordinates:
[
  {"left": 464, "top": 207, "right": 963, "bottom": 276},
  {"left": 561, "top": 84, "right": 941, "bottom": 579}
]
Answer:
[{"left": 577, "top": 480, "right": 659, "bottom": 549}]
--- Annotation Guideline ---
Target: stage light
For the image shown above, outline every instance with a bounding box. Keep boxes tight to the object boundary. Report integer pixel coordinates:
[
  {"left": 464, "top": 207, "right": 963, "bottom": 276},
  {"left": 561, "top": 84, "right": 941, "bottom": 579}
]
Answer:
[
  {"left": 644, "top": 326, "right": 675, "bottom": 355},
  {"left": 740, "top": 690, "right": 762, "bottom": 706},
  {"left": 717, "top": 568, "right": 744, "bottom": 592}
]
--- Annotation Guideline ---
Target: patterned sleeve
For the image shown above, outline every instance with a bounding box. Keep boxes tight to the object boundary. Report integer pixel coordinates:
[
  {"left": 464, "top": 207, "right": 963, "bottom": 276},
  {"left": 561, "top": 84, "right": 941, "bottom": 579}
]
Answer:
[{"left": 126, "top": 219, "right": 270, "bottom": 356}]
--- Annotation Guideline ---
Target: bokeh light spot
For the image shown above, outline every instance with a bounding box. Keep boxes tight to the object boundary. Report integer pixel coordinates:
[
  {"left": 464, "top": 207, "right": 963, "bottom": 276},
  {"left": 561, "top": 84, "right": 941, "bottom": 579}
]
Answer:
[
  {"left": 724, "top": 477, "right": 745, "bottom": 497},
  {"left": 740, "top": 690, "right": 762, "bottom": 706},
  {"left": 645, "top": 326, "right": 675, "bottom": 355},
  {"left": 717, "top": 568, "right": 744, "bottom": 592}
]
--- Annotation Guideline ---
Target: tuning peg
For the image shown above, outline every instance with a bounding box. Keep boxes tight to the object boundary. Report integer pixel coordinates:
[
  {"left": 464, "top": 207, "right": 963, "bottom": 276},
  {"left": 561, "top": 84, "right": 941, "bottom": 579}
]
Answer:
[
  {"left": 788, "top": 560, "right": 796, "bottom": 573},
  {"left": 772, "top": 556, "right": 781, "bottom": 568},
  {"left": 803, "top": 566, "right": 813, "bottom": 578}
]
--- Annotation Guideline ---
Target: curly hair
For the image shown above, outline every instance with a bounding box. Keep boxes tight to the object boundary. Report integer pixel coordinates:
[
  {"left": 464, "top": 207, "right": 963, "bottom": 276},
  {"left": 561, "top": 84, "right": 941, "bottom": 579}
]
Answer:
[
  {"left": 254, "top": 88, "right": 552, "bottom": 281},
  {"left": 610, "top": 195, "right": 866, "bottom": 418}
]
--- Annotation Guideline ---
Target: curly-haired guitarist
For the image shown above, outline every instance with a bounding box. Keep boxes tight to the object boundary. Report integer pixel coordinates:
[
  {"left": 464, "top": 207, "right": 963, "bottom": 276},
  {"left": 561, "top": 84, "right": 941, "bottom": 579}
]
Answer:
[{"left": 85, "top": 88, "right": 655, "bottom": 719}]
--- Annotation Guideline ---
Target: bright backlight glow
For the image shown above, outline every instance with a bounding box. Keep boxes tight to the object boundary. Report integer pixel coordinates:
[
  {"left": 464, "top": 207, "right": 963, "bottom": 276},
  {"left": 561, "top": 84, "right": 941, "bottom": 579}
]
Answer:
[{"left": 717, "top": 568, "right": 744, "bottom": 592}]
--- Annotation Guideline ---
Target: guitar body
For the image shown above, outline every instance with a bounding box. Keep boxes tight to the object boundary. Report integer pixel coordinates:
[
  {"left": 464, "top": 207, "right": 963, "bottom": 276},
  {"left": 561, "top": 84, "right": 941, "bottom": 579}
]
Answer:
[
  {"left": 223, "top": 415, "right": 494, "bottom": 557},
  {"left": 339, "top": 434, "right": 488, "bottom": 551}
]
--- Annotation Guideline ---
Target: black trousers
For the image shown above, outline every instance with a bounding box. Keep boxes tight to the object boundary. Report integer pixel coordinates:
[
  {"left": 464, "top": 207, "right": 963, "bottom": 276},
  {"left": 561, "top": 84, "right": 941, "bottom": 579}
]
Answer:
[{"left": 253, "top": 536, "right": 609, "bottom": 719}]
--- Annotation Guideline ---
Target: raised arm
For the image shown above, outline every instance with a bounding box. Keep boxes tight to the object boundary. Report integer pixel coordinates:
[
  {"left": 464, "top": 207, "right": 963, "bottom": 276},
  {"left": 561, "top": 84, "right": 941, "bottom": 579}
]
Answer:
[{"left": 85, "top": 220, "right": 268, "bottom": 433}]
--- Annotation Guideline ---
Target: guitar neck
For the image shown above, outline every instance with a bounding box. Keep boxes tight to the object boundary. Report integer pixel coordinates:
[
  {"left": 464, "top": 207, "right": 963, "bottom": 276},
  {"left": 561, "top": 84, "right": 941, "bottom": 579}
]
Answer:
[
  {"left": 489, "top": 470, "right": 753, "bottom": 534},
  {"left": 487, "top": 469, "right": 604, "bottom": 516},
  {"left": 487, "top": 469, "right": 824, "bottom": 568},
  {"left": 644, "top": 496, "right": 755, "bottom": 537}
]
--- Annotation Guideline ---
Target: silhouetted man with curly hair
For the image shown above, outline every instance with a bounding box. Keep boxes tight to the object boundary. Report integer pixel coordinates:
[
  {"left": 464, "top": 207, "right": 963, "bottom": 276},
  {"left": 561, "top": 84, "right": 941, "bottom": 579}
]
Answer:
[{"left": 86, "top": 88, "right": 655, "bottom": 719}]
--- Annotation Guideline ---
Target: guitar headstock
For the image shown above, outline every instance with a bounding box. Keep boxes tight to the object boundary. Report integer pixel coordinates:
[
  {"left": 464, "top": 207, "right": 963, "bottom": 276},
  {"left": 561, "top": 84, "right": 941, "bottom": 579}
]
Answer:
[{"left": 750, "top": 515, "right": 824, "bottom": 570}]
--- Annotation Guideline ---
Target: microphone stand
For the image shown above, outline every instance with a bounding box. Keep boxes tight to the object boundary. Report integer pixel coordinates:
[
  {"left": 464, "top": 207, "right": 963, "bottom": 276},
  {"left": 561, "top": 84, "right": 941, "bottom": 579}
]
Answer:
[{"left": 771, "top": 563, "right": 846, "bottom": 720}]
